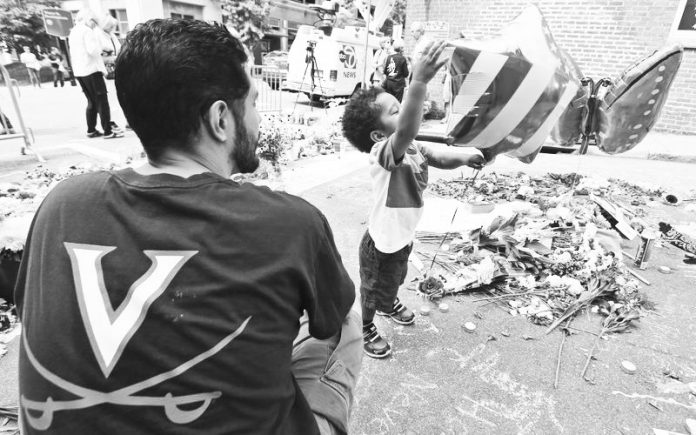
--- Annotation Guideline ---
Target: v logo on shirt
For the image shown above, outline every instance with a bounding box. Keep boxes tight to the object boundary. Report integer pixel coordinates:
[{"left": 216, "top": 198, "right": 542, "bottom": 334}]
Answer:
[{"left": 64, "top": 243, "right": 198, "bottom": 378}]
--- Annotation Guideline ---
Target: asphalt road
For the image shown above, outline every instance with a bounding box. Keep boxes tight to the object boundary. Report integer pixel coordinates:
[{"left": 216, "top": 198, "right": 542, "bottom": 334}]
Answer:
[{"left": 298, "top": 157, "right": 696, "bottom": 435}]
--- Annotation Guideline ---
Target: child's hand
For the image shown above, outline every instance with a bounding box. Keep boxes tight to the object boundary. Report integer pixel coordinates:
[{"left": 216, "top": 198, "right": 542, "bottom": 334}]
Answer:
[
  {"left": 466, "top": 154, "right": 486, "bottom": 170},
  {"left": 411, "top": 40, "right": 448, "bottom": 85}
]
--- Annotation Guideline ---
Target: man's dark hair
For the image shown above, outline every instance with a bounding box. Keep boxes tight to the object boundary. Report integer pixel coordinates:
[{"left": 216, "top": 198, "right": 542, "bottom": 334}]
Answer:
[
  {"left": 115, "top": 19, "right": 249, "bottom": 160},
  {"left": 341, "top": 87, "right": 385, "bottom": 153}
]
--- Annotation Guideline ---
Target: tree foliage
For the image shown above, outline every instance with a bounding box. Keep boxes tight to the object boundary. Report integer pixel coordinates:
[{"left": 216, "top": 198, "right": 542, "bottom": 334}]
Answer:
[
  {"left": 0, "top": 0, "right": 60, "bottom": 53},
  {"left": 219, "top": 0, "right": 271, "bottom": 46},
  {"left": 389, "top": 0, "right": 406, "bottom": 25},
  {"left": 336, "top": 0, "right": 406, "bottom": 31}
]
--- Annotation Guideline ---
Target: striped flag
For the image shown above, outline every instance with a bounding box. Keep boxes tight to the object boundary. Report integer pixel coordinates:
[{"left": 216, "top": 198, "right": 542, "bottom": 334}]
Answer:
[
  {"left": 445, "top": 44, "right": 579, "bottom": 163},
  {"left": 439, "top": 4, "right": 683, "bottom": 162}
]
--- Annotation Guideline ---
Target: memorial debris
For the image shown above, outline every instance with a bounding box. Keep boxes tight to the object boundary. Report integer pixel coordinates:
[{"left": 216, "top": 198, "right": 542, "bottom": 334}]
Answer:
[
  {"left": 415, "top": 171, "right": 669, "bottom": 335},
  {"left": 0, "top": 405, "right": 18, "bottom": 435}
]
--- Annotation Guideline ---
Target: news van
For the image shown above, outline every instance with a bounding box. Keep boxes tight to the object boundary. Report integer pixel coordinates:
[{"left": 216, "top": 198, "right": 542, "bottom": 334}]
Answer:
[{"left": 284, "top": 25, "right": 380, "bottom": 100}]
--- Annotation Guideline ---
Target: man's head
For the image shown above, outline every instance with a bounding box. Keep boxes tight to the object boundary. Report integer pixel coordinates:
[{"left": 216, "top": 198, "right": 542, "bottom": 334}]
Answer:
[
  {"left": 392, "top": 39, "right": 404, "bottom": 53},
  {"left": 22, "top": 46, "right": 30, "bottom": 53},
  {"left": 380, "top": 37, "right": 391, "bottom": 49},
  {"left": 76, "top": 9, "right": 98, "bottom": 29},
  {"left": 101, "top": 15, "right": 118, "bottom": 33},
  {"left": 410, "top": 22, "right": 425, "bottom": 41},
  {"left": 342, "top": 87, "right": 401, "bottom": 153},
  {"left": 115, "top": 19, "right": 260, "bottom": 173}
]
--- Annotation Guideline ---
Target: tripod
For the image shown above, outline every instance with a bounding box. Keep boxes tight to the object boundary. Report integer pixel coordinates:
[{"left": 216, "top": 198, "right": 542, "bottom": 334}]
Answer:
[{"left": 293, "top": 43, "right": 328, "bottom": 115}]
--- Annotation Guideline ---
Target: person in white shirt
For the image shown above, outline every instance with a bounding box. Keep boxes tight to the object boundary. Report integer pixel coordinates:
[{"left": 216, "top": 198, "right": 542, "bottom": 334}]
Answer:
[
  {"left": 68, "top": 8, "right": 123, "bottom": 139},
  {"left": 410, "top": 22, "right": 433, "bottom": 63},
  {"left": 20, "top": 46, "right": 42, "bottom": 88},
  {"left": 372, "top": 37, "right": 391, "bottom": 86}
]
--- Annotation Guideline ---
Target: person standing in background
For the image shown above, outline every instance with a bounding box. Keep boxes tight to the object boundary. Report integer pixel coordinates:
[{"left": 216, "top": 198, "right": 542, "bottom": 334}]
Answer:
[
  {"left": 97, "top": 14, "right": 127, "bottom": 131},
  {"left": 372, "top": 37, "right": 391, "bottom": 86},
  {"left": 410, "top": 22, "right": 434, "bottom": 63},
  {"left": 48, "top": 47, "right": 65, "bottom": 87},
  {"left": 382, "top": 39, "right": 409, "bottom": 102},
  {"left": 68, "top": 8, "right": 123, "bottom": 139},
  {"left": 98, "top": 14, "right": 121, "bottom": 80},
  {"left": 20, "top": 46, "right": 41, "bottom": 88}
]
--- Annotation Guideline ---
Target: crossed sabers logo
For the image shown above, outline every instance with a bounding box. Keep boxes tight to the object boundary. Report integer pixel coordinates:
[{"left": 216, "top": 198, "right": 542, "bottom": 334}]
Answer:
[{"left": 21, "top": 243, "right": 251, "bottom": 430}]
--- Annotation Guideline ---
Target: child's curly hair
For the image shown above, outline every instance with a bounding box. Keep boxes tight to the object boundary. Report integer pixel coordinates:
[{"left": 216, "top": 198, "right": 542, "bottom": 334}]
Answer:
[{"left": 341, "top": 87, "right": 385, "bottom": 153}]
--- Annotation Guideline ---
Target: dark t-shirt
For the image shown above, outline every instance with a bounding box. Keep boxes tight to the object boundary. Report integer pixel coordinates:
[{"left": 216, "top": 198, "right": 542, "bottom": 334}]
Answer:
[
  {"left": 48, "top": 53, "right": 63, "bottom": 69},
  {"left": 14, "top": 168, "right": 355, "bottom": 435},
  {"left": 383, "top": 53, "right": 409, "bottom": 85}
]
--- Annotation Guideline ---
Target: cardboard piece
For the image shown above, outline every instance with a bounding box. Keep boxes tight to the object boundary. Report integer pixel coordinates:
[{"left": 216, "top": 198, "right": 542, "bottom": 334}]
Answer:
[{"left": 592, "top": 196, "right": 639, "bottom": 240}]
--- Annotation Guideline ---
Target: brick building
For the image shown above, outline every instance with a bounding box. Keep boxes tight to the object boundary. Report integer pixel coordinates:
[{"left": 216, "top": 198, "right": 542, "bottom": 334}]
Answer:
[{"left": 405, "top": 0, "right": 696, "bottom": 134}]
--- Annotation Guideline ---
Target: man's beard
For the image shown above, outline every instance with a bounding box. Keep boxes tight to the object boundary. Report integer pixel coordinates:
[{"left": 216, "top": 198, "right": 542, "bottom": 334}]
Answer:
[{"left": 232, "top": 120, "right": 260, "bottom": 174}]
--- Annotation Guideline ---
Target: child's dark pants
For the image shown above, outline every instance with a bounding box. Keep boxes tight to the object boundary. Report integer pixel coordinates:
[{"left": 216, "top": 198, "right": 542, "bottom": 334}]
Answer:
[{"left": 359, "top": 230, "right": 412, "bottom": 325}]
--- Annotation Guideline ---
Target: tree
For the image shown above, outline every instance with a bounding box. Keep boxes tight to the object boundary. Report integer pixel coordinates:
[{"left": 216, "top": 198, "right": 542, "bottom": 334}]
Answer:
[
  {"left": 336, "top": 0, "right": 406, "bottom": 34},
  {"left": 219, "top": 0, "right": 271, "bottom": 46},
  {"left": 0, "top": 0, "right": 60, "bottom": 53},
  {"left": 389, "top": 0, "right": 406, "bottom": 25}
]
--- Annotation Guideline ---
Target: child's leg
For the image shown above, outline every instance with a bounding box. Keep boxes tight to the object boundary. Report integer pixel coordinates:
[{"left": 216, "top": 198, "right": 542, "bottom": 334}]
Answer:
[
  {"left": 359, "top": 231, "right": 412, "bottom": 359},
  {"left": 375, "top": 243, "right": 415, "bottom": 325}
]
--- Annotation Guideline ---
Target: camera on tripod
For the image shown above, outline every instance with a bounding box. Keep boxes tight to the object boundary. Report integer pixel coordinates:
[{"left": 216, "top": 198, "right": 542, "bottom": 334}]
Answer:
[{"left": 305, "top": 40, "right": 317, "bottom": 63}]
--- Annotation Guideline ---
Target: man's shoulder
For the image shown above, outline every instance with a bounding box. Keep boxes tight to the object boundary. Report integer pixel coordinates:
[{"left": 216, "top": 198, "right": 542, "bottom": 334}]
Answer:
[
  {"left": 44, "top": 171, "right": 111, "bottom": 199},
  {"left": 239, "top": 184, "right": 325, "bottom": 227}
]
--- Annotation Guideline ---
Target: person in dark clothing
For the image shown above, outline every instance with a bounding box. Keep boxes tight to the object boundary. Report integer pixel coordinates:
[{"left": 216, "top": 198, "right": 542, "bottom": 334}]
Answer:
[
  {"left": 16, "top": 18, "right": 361, "bottom": 435},
  {"left": 48, "top": 47, "right": 65, "bottom": 87},
  {"left": 68, "top": 8, "right": 123, "bottom": 138},
  {"left": 0, "top": 111, "right": 14, "bottom": 134},
  {"left": 382, "top": 39, "right": 409, "bottom": 102}
]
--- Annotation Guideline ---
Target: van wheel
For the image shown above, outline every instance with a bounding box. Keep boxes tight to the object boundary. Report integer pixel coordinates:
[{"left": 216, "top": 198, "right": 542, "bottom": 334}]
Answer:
[{"left": 304, "top": 93, "right": 322, "bottom": 103}]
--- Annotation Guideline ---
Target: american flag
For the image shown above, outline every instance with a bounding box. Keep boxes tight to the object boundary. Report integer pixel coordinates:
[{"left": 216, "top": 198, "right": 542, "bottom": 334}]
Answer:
[
  {"left": 442, "top": 5, "right": 683, "bottom": 161},
  {"left": 445, "top": 44, "right": 580, "bottom": 163}
]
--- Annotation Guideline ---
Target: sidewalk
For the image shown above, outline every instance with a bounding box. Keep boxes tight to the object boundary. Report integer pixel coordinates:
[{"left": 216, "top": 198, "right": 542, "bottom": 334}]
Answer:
[{"left": 611, "top": 131, "right": 696, "bottom": 162}]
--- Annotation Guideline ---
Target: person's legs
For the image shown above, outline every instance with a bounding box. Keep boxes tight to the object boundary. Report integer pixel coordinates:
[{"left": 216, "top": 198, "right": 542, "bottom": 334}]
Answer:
[
  {"left": 90, "top": 73, "right": 122, "bottom": 138},
  {"left": 292, "top": 310, "right": 362, "bottom": 435},
  {"left": 359, "top": 231, "right": 413, "bottom": 358},
  {"left": 54, "top": 69, "right": 64, "bottom": 87},
  {"left": 0, "top": 111, "right": 13, "bottom": 134},
  {"left": 393, "top": 84, "right": 405, "bottom": 103},
  {"left": 89, "top": 73, "right": 113, "bottom": 135},
  {"left": 33, "top": 69, "right": 41, "bottom": 88},
  {"left": 26, "top": 68, "right": 36, "bottom": 87},
  {"left": 383, "top": 81, "right": 395, "bottom": 100},
  {"left": 442, "top": 101, "right": 450, "bottom": 124},
  {"left": 77, "top": 76, "right": 99, "bottom": 135}
]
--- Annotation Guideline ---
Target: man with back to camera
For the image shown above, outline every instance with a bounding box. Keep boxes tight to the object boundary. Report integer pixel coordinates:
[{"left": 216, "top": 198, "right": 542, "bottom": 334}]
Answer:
[{"left": 16, "top": 19, "right": 361, "bottom": 434}]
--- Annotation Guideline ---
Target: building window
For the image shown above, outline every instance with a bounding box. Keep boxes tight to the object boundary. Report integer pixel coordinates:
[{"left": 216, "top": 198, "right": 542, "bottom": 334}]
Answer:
[
  {"left": 269, "top": 17, "right": 281, "bottom": 30},
  {"left": 108, "top": 9, "right": 129, "bottom": 36},
  {"left": 171, "top": 13, "right": 195, "bottom": 20}
]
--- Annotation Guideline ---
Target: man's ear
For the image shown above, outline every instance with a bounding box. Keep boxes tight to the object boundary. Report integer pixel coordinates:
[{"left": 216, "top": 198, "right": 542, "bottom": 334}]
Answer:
[
  {"left": 369, "top": 130, "right": 387, "bottom": 143},
  {"left": 203, "top": 100, "right": 231, "bottom": 143}
]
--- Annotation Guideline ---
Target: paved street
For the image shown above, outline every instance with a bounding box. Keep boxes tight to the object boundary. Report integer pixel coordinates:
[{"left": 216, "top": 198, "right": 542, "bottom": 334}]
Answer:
[
  {"left": 303, "top": 155, "right": 696, "bottom": 435},
  {"left": 1, "top": 83, "right": 696, "bottom": 434}
]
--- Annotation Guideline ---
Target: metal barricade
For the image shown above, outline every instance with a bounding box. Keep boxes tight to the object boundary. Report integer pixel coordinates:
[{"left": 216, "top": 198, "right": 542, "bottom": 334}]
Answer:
[
  {"left": 0, "top": 64, "right": 43, "bottom": 161},
  {"left": 249, "top": 65, "right": 284, "bottom": 113}
]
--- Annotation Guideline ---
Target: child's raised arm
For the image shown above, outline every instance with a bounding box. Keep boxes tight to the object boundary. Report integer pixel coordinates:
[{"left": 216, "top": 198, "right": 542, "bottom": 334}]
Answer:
[
  {"left": 421, "top": 144, "right": 486, "bottom": 170},
  {"left": 391, "top": 40, "right": 448, "bottom": 161}
]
